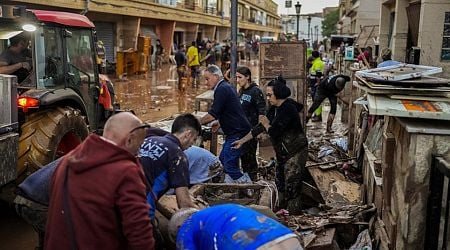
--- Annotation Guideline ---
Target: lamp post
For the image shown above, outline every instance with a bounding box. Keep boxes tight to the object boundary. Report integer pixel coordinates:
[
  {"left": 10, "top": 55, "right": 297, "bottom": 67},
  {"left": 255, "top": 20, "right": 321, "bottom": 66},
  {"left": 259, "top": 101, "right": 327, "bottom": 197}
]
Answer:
[
  {"left": 295, "top": 2, "right": 301, "bottom": 41},
  {"left": 315, "top": 25, "right": 318, "bottom": 43},
  {"left": 307, "top": 15, "right": 312, "bottom": 44}
]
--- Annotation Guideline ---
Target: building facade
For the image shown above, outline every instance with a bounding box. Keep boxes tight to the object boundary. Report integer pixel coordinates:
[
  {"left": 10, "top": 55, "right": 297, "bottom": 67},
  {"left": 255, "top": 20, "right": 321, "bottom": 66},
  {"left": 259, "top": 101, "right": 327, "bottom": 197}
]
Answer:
[
  {"left": 339, "top": 0, "right": 381, "bottom": 37},
  {"left": 379, "top": 0, "right": 450, "bottom": 77},
  {"left": 5, "top": 0, "right": 281, "bottom": 63}
]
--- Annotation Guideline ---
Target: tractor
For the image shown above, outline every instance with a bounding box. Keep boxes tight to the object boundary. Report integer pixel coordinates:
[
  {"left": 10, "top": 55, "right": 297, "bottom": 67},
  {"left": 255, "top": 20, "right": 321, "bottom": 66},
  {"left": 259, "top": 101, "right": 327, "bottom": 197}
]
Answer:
[{"left": 0, "top": 5, "right": 117, "bottom": 192}]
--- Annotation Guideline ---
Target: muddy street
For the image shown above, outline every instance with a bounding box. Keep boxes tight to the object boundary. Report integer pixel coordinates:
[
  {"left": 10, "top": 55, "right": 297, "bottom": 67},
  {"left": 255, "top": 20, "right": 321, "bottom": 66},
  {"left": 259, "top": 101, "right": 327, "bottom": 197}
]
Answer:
[{"left": 113, "top": 61, "right": 260, "bottom": 123}]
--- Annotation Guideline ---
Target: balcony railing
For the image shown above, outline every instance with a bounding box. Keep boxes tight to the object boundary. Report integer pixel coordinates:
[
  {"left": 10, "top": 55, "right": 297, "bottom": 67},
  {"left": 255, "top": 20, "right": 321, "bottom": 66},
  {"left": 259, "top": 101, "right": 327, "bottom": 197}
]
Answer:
[{"left": 204, "top": 6, "right": 217, "bottom": 15}]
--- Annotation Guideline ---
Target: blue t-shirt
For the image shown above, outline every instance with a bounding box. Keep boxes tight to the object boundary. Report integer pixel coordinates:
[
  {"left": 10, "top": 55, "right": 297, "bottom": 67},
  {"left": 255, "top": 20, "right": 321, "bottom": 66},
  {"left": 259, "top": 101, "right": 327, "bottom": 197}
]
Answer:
[
  {"left": 184, "top": 146, "right": 220, "bottom": 184},
  {"left": 177, "top": 204, "right": 294, "bottom": 250},
  {"left": 209, "top": 80, "right": 251, "bottom": 138},
  {"left": 139, "top": 134, "right": 190, "bottom": 218}
]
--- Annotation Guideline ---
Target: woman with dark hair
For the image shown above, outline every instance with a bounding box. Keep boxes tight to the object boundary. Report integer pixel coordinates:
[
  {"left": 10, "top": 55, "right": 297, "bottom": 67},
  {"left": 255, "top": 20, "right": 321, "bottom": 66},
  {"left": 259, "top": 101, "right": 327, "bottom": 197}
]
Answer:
[
  {"left": 233, "top": 76, "right": 308, "bottom": 214},
  {"left": 236, "top": 66, "right": 266, "bottom": 181}
]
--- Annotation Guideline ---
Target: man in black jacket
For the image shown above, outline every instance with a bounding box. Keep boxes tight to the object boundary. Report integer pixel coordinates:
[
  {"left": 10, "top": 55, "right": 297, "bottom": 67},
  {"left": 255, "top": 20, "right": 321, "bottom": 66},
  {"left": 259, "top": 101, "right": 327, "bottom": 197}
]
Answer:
[{"left": 306, "top": 74, "right": 350, "bottom": 133}]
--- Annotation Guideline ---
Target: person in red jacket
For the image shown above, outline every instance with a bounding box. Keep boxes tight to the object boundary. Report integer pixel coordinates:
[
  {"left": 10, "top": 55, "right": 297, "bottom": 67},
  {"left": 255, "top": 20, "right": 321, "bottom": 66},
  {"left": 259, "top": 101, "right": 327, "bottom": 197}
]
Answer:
[{"left": 45, "top": 112, "right": 155, "bottom": 250}]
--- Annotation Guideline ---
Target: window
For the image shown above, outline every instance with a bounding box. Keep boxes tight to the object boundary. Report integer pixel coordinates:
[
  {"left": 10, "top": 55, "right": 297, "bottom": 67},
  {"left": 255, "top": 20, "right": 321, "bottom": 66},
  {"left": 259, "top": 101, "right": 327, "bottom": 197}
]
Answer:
[
  {"left": 441, "top": 12, "right": 450, "bottom": 60},
  {"left": 36, "top": 27, "right": 64, "bottom": 88}
]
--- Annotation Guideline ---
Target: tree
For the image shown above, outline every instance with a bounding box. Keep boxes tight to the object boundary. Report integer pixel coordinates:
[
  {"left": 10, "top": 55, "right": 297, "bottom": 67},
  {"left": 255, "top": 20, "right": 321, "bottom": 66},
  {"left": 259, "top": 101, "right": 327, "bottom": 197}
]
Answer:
[{"left": 322, "top": 9, "right": 339, "bottom": 38}]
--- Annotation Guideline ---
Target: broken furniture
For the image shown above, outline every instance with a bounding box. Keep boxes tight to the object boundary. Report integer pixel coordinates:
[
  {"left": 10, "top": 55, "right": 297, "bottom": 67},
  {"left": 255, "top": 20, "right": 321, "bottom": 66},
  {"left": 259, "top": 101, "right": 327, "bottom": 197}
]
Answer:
[{"left": 352, "top": 63, "right": 450, "bottom": 249}]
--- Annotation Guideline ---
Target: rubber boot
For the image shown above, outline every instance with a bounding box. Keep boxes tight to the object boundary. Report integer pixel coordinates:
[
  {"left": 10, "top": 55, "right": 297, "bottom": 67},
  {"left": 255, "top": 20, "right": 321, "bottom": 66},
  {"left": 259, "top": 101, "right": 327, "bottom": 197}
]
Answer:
[{"left": 326, "top": 114, "right": 335, "bottom": 133}]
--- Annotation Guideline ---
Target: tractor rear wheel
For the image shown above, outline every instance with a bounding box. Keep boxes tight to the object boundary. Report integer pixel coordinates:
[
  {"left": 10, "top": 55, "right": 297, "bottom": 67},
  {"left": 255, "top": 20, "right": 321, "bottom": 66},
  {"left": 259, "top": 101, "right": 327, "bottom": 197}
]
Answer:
[{"left": 17, "top": 107, "right": 88, "bottom": 183}]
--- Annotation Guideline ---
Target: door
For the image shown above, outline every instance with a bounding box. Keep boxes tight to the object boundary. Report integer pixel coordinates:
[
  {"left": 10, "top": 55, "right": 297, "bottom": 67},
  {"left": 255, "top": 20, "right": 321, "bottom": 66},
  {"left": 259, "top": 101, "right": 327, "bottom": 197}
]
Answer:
[{"left": 94, "top": 22, "right": 115, "bottom": 63}]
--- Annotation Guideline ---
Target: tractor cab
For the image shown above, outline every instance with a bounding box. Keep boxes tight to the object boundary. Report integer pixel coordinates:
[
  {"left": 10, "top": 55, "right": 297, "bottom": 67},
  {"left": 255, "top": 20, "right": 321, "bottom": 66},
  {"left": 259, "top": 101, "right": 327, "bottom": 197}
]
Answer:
[
  {"left": 0, "top": 5, "right": 115, "bottom": 183},
  {"left": 0, "top": 5, "right": 105, "bottom": 130}
]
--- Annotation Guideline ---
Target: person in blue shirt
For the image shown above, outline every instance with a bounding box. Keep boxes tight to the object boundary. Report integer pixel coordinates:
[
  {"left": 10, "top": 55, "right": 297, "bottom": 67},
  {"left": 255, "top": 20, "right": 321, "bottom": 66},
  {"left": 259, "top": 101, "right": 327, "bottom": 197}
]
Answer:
[
  {"left": 184, "top": 145, "right": 223, "bottom": 184},
  {"left": 169, "top": 204, "right": 303, "bottom": 250},
  {"left": 200, "top": 65, "right": 251, "bottom": 184},
  {"left": 377, "top": 48, "right": 401, "bottom": 68},
  {"left": 139, "top": 113, "right": 201, "bottom": 219}
]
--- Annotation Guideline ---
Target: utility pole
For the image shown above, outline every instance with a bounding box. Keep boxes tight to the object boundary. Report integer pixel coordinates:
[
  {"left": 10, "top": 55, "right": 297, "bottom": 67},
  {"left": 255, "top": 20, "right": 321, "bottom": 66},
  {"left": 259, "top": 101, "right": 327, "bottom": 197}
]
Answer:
[
  {"left": 295, "top": 2, "right": 301, "bottom": 41},
  {"left": 230, "top": 0, "right": 237, "bottom": 85},
  {"left": 307, "top": 16, "right": 311, "bottom": 47}
]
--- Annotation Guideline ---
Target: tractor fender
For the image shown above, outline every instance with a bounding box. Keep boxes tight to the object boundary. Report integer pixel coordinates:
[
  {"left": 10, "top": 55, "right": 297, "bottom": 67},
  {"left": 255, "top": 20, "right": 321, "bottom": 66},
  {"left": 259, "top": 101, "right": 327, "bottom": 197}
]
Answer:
[{"left": 21, "top": 88, "right": 88, "bottom": 117}]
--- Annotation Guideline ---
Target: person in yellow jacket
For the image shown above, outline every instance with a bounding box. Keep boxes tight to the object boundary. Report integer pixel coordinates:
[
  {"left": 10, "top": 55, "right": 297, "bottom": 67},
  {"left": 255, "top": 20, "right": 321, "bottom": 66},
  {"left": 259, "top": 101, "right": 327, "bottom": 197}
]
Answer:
[
  {"left": 308, "top": 50, "right": 325, "bottom": 122},
  {"left": 186, "top": 41, "right": 200, "bottom": 86}
]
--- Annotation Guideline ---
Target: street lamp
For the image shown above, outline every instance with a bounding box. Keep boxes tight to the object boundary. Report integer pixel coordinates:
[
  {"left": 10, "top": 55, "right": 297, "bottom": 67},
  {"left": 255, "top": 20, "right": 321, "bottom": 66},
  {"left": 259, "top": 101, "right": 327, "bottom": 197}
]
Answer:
[
  {"left": 295, "top": 2, "right": 301, "bottom": 41},
  {"left": 307, "top": 15, "right": 312, "bottom": 44}
]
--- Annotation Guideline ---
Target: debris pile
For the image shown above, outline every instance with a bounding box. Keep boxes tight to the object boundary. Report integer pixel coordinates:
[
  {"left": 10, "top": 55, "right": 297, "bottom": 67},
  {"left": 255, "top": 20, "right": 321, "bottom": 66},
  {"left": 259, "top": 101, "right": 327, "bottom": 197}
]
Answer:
[{"left": 354, "top": 64, "right": 450, "bottom": 120}]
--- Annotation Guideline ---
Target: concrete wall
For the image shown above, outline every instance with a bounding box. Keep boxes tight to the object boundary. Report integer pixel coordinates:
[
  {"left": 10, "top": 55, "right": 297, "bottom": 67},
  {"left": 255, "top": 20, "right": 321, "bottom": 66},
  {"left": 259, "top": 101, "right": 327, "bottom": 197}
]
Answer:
[
  {"left": 378, "top": 3, "right": 394, "bottom": 50},
  {"left": 385, "top": 117, "right": 450, "bottom": 249},
  {"left": 418, "top": 0, "right": 450, "bottom": 78},
  {"left": 356, "top": 0, "right": 382, "bottom": 34},
  {"left": 156, "top": 21, "right": 176, "bottom": 54},
  {"left": 391, "top": 0, "right": 409, "bottom": 61},
  {"left": 122, "top": 17, "right": 140, "bottom": 50}
]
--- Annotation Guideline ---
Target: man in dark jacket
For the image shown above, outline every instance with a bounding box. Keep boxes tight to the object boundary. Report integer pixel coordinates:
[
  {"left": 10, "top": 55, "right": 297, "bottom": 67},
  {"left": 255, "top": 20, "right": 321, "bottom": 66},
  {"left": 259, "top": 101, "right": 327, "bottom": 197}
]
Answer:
[
  {"left": 45, "top": 112, "right": 155, "bottom": 250},
  {"left": 306, "top": 74, "right": 351, "bottom": 133},
  {"left": 200, "top": 65, "right": 251, "bottom": 183},
  {"left": 175, "top": 45, "right": 188, "bottom": 90}
]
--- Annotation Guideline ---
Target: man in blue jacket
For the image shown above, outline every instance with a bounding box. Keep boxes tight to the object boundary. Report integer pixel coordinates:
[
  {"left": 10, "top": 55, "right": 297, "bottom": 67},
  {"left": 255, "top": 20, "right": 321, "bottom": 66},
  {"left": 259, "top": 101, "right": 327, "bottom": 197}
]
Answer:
[
  {"left": 200, "top": 65, "right": 251, "bottom": 184},
  {"left": 169, "top": 204, "right": 303, "bottom": 250}
]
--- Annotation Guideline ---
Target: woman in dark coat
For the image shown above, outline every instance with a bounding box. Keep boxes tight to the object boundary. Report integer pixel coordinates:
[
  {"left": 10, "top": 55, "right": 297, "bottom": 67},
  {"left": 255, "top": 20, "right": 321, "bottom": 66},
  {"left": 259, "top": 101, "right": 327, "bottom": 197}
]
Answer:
[{"left": 233, "top": 76, "right": 308, "bottom": 214}]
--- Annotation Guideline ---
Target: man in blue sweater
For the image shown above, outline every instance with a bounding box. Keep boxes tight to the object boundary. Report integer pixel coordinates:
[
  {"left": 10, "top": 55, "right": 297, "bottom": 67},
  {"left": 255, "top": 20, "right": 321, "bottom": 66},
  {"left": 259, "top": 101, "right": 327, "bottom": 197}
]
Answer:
[
  {"left": 200, "top": 65, "right": 251, "bottom": 183},
  {"left": 169, "top": 204, "right": 303, "bottom": 250}
]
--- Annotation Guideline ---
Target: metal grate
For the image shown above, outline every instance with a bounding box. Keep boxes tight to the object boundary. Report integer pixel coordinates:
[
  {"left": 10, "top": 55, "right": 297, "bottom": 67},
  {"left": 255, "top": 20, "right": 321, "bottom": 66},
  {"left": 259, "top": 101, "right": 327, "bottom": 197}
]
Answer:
[{"left": 426, "top": 156, "right": 450, "bottom": 249}]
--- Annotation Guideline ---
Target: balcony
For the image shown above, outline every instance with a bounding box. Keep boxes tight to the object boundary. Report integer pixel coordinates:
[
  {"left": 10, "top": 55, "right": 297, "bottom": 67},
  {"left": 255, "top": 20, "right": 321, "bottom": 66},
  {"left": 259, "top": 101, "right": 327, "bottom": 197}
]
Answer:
[{"left": 204, "top": 6, "right": 217, "bottom": 15}]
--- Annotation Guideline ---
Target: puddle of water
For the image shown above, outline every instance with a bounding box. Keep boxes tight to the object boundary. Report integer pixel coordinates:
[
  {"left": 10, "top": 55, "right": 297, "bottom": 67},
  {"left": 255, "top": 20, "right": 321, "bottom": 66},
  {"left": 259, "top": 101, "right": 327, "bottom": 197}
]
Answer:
[{"left": 112, "top": 61, "right": 260, "bottom": 123}]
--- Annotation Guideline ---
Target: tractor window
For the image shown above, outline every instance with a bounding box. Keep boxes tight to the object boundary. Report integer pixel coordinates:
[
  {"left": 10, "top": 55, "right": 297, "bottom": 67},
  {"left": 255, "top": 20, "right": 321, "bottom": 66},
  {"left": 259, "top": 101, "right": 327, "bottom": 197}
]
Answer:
[
  {"left": 66, "top": 29, "right": 97, "bottom": 88},
  {"left": 35, "top": 27, "right": 64, "bottom": 89}
]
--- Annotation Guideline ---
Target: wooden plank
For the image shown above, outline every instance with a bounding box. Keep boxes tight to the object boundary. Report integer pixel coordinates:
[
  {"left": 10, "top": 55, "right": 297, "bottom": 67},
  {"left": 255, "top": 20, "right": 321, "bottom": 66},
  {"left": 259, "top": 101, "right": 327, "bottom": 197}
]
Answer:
[
  {"left": 307, "top": 167, "right": 346, "bottom": 204},
  {"left": 382, "top": 132, "right": 395, "bottom": 210},
  {"left": 329, "top": 180, "right": 361, "bottom": 204},
  {"left": 307, "top": 228, "right": 336, "bottom": 250},
  {"left": 383, "top": 211, "right": 397, "bottom": 248},
  {"left": 395, "top": 117, "right": 450, "bottom": 135},
  {"left": 375, "top": 218, "right": 391, "bottom": 249},
  {"left": 302, "top": 181, "right": 325, "bottom": 203},
  {"left": 389, "top": 95, "right": 450, "bottom": 102}
]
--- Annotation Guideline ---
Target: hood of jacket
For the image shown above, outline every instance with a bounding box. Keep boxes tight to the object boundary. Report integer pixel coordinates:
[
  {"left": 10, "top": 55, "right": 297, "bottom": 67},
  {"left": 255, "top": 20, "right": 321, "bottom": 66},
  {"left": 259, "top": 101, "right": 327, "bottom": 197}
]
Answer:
[{"left": 66, "top": 134, "right": 137, "bottom": 174}]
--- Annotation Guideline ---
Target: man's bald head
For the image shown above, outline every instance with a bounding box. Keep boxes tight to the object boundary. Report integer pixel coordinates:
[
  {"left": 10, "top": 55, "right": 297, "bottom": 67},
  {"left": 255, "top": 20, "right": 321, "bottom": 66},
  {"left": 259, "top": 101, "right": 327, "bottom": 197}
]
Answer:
[
  {"left": 103, "top": 112, "right": 146, "bottom": 154},
  {"left": 335, "top": 77, "right": 347, "bottom": 90}
]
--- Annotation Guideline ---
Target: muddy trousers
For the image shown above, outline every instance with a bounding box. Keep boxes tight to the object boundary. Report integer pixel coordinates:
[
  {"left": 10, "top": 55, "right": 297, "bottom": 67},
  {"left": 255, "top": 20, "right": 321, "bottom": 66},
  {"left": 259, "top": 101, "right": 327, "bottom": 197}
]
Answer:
[
  {"left": 309, "top": 78, "right": 322, "bottom": 116},
  {"left": 240, "top": 138, "right": 258, "bottom": 181},
  {"left": 276, "top": 146, "right": 308, "bottom": 215},
  {"left": 14, "top": 196, "right": 48, "bottom": 250}
]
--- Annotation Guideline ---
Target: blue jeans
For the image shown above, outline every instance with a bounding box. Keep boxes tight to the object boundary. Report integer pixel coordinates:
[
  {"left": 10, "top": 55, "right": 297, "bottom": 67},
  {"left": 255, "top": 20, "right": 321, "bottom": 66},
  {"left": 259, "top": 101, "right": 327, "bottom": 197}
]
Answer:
[{"left": 219, "top": 137, "right": 243, "bottom": 180}]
